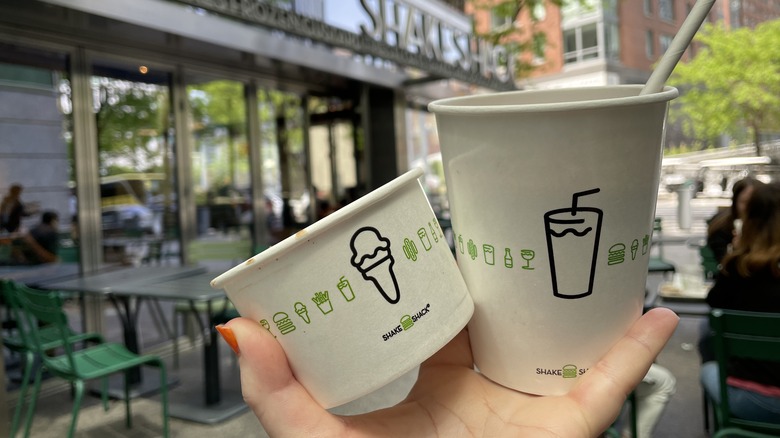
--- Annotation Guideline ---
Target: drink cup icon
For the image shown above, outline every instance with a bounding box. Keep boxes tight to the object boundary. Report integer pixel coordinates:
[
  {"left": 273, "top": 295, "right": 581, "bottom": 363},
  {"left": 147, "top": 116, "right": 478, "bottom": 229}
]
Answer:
[
  {"left": 338, "top": 276, "right": 355, "bottom": 301},
  {"left": 483, "top": 244, "right": 495, "bottom": 265},
  {"left": 418, "top": 227, "right": 432, "bottom": 251},
  {"left": 544, "top": 189, "right": 603, "bottom": 299}
]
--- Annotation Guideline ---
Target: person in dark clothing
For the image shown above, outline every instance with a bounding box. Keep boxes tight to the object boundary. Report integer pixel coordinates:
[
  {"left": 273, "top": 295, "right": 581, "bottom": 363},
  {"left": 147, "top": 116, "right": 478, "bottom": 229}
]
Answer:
[
  {"left": 0, "top": 184, "right": 31, "bottom": 233},
  {"left": 701, "top": 181, "right": 780, "bottom": 423},
  {"left": 13, "top": 211, "right": 59, "bottom": 264},
  {"left": 706, "top": 177, "right": 762, "bottom": 264}
]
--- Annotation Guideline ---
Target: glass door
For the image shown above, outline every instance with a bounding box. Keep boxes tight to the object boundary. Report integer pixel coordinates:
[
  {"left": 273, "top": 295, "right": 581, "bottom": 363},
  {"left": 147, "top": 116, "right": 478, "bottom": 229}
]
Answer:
[
  {"left": 187, "top": 75, "right": 253, "bottom": 268},
  {"left": 308, "top": 96, "right": 359, "bottom": 220},
  {"left": 92, "top": 59, "right": 179, "bottom": 266},
  {"left": 257, "top": 89, "right": 310, "bottom": 245}
]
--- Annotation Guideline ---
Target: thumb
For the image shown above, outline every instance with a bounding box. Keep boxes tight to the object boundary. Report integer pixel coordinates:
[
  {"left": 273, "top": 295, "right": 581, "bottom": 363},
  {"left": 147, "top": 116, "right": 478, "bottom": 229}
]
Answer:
[{"left": 222, "top": 317, "right": 346, "bottom": 437}]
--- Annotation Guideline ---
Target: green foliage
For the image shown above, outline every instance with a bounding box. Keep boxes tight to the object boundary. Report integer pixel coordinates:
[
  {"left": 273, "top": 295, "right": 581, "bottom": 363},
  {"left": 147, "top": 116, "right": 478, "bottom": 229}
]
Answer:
[
  {"left": 94, "top": 78, "right": 169, "bottom": 175},
  {"left": 669, "top": 20, "right": 780, "bottom": 149},
  {"left": 470, "top": 0, "right": 566, "bottom": 78}
]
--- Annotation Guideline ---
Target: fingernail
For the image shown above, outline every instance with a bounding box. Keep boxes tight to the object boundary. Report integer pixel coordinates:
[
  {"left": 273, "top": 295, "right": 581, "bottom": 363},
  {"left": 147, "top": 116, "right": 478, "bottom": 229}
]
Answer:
[{"left": 215, "top": 324, "right": 240, "bottom": 355}]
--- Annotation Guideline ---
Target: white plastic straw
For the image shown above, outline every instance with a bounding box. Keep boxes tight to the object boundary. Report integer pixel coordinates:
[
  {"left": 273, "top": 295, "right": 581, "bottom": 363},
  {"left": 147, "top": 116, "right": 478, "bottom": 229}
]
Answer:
[{"left": 641, "top": 0, "right": 716, "bottom": 95}]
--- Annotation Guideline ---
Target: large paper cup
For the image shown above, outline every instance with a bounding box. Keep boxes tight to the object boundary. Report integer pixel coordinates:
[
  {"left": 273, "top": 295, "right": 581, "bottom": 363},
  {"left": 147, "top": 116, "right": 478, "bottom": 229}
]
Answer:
[
  {"left": 211, "top": 168, "right": 473, "bottom": 408},
  {"left": 428, "top": 85, "right": 678, "bottom": 395}
]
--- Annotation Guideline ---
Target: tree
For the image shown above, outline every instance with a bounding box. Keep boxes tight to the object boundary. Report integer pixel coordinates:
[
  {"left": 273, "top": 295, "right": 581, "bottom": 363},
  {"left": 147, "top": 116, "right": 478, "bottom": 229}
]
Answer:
[
  {"left": 669, "top": 20, "right": 780, "bottom": 154},
  {"left": 470, "top": 0, "right": 566, "bottom": 78}
]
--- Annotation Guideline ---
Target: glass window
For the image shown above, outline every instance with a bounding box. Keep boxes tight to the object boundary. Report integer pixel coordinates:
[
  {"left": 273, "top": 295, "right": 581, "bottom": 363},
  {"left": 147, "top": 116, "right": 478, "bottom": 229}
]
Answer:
[
  {"left": 491, "top": 5, "right": 514, "bottom": 30},
  {"left": 646, "top": 30, "right": 655, "bottom": 58},
  {"left": 659, "top": 34, "right": 674, "bottom": 54},
  {"left": 308, "top": 96, "right": 357, "bottom": 221},
  {"left": 188, "top": 77, "right": 253, "bottom": 265},
  {"left": 562, "top": 21, "right": 602, "bottom": 65},
  {"left": 563, "top": 28, "right": 578, "bottom": 64},
  {"left": 644, "top": 0, "right": 653, "bottom": 15},
  {"left": 0, "top": 45, "right": 75, "bottom": 265},
  {"left": 581, "top": 23, "right": 599, "bottom": 60},
  {"left": 256, "top": 90, "right": 309, "bottom": 247},
  {"left": 92, "top": 61, "right": 179, "bottom": 266},
  {"left": 604, "top": 22, "right": 620, "bottom": 60},
  {"left": 659, "top": 0, "right": 675, "bottom": 21}
]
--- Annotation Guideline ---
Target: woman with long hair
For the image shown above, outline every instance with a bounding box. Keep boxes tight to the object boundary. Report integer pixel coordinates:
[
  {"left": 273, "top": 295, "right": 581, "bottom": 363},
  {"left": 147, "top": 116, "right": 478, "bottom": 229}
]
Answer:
[
  {"left": 706, "top": 177, "right": 762, "bottom": 264},
  {"left": 702, "top": 181, "right": 780, "bottom": 423}
]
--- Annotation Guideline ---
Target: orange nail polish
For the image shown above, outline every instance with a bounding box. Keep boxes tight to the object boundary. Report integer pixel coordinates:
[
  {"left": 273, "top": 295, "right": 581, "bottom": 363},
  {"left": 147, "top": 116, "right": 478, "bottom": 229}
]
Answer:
[{"left": 215, "top": 324, "right": 240, "bottom": 355}]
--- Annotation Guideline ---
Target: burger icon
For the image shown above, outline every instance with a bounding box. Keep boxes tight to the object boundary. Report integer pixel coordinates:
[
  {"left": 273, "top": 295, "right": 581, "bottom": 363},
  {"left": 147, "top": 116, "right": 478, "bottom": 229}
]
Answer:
[
  {"left": 608, "top": 243, "right": 626, "bottom": 266},
  {"left": 273, "top": 311, "right": 296, "bottom": 335},
  {"left": 401, "top": 315, "right": 414, "bottom": 331}
]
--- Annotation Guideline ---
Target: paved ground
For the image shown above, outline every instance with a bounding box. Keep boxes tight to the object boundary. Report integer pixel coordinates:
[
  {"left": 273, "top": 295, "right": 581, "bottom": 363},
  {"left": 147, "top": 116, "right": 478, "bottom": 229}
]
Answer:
[{"left": 5, "top": 192, "right": 727, "bottom": 437}]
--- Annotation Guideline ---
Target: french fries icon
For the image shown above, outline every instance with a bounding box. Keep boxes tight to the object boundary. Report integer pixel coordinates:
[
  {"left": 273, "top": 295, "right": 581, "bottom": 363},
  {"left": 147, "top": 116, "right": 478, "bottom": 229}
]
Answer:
[{"left": 312, "top": 290, "right": 333, "bottom": 314}]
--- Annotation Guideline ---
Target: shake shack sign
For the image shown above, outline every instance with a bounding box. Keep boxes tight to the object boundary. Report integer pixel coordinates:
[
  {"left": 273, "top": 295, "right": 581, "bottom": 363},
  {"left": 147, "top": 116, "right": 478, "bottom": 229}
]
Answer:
[{"left": 173, "top": 0, "right": 516, "bottom": 90}]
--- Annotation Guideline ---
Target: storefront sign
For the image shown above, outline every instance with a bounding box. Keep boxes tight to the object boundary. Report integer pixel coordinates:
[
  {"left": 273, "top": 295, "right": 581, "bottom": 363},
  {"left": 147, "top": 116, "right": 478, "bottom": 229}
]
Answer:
[{"left": 172, "top": 0, "right": 515, "bottom": 90}]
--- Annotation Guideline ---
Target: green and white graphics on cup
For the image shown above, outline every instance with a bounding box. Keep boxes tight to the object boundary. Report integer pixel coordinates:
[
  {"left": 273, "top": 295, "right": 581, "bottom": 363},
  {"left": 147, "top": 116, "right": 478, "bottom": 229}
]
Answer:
[
  {"left": 211, "top": 168, "right": 474, "bottom": 408},
  {"left": 430, "top": 85, "right": 678, "bottom": 396}
]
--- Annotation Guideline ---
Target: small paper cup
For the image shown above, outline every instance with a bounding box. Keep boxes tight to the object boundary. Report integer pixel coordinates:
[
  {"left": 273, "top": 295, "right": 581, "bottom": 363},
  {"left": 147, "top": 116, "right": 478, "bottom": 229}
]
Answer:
[{"left": 211, "top": 168, "right": 474, "bottom": 408}]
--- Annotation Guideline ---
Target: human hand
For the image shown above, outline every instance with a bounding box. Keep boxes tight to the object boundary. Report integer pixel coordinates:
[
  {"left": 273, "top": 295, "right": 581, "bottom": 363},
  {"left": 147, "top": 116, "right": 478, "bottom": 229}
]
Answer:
[{"left": 220, "top": 307, "right": 679, "bottom": 438}]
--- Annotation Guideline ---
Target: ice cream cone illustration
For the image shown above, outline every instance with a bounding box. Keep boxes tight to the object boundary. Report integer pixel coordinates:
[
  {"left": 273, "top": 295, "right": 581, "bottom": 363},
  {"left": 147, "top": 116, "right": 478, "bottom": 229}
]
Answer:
[
  {"left": 350, "top": 226, "right": 401, "bottom": 304},
  {"left": 631, "top": 239, "right": 639, "bottom": 260},
  {"left": 294, "top": 302, "right": 310, "bottom": 324}
]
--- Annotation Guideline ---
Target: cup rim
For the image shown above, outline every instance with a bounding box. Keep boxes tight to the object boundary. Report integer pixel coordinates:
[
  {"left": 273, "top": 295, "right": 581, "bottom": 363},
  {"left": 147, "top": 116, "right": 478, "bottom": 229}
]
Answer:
[
  {"left": 428, "top": 85, "right": 678, "bottom": 115},
  {"left": 211, "top": 167, "right": 425, "bottom": 289}
]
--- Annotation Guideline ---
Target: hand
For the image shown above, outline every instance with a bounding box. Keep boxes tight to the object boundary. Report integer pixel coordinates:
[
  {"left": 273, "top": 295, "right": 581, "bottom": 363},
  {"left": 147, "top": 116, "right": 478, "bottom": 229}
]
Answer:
[{"left": 222, "top": 307, "right": 679, "bottom": 438}]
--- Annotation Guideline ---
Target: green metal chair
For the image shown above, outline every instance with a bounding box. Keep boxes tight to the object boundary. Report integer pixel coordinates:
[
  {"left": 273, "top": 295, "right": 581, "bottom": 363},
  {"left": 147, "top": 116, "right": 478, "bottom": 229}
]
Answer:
[
  {"left": 706, "top": 309, "right": 780, "bottom": 436},
  {"left": 648, "top": 218, "right": 676, "bottom": 276},
  {"left": 1, "top": 280, "right": 103, "bottom": 438},
  {"left": 9, "top": 282, "right": 169, "bottom": 438},
  {"left": 700, "top": 245, "right": 720, "bottom": 280}
]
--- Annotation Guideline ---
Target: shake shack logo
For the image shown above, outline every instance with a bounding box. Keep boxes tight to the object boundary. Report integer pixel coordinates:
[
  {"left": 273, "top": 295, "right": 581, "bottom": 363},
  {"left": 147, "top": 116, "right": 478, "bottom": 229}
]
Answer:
[
  {"left": 536, "top": 365, "right": 588, "bottom": 378},
  {"left": 382, "top": 303, "right": 431, "bottom": 342}
]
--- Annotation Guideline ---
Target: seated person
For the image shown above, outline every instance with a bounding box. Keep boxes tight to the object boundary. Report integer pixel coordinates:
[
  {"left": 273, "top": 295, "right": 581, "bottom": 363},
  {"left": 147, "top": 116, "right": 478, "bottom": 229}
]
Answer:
[
  {"left": 625, "top": 363, "right": 676, "bottom": 438},
  {"left": 706, "top": 177, "right": 760, "bottom": 264},
  {"left": 702, "top": 181, "right": 780, "bottom": 423},
  {"left": 12, "top": 211, "right": 59, "bottom": 264}
]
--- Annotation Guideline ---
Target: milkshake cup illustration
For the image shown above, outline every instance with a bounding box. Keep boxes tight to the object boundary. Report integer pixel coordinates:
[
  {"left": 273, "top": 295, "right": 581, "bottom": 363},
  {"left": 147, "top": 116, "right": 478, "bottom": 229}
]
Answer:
[
  {"left": 294, "top": 302, "right": 310, "bottom": 324},
  {"left": 350, "top": 226, "right": 401, "bottom": 304},
  {"left": 544, "top": 188, "right": 603, "bottom": 299},
  {"left": 483, "top": 244, "right": 495, "bottom": 265},
  {"left": 337, "top": 276, "right": 355, "bottom": 301},
  {"left": 418, "top": 227, "right": 432, "bottom": 251}
]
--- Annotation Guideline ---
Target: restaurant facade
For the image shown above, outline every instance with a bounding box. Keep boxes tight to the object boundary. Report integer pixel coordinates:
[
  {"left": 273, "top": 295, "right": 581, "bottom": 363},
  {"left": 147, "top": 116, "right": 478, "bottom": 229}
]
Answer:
[{"left": 0, "top": 0, "right": 514, "bottom": 274}]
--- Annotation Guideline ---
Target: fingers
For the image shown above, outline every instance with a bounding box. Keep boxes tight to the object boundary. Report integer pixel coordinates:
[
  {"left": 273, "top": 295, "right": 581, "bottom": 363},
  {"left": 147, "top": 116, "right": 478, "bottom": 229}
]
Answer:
[
  {"left": 224, "top": 317, "right": 345, "bottom": 437},
  {"left": 567, "top": 307, "right": 679, "bottom": 434}
]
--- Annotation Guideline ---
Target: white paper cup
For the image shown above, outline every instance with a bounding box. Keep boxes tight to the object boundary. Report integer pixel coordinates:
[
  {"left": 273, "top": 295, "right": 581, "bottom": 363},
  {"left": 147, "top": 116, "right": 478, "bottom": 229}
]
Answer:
[
  {"left": 429, "top": 85, "right": 678, "bottom": 396},
  {"left": 211, "top": 168, "right": 474, "bottom": 408}
]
